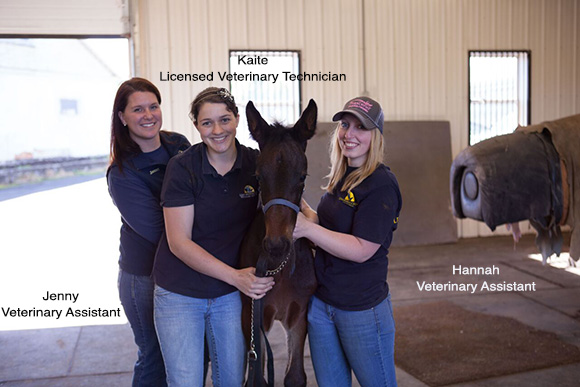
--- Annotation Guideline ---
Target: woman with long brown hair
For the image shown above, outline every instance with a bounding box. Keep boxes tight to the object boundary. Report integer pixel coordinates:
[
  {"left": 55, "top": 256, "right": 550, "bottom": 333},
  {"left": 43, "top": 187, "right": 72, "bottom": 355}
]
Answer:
[
  {"left": 107, "top": 77, "right": 190, "bottom": 387},
  {"left": 153, "top": 87, "right": 273, "bottom": 386}
]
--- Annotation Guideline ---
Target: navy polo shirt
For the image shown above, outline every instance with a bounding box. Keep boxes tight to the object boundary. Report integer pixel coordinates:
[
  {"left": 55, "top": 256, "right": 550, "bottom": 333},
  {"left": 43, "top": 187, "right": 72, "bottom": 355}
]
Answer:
[
  {"left": 153, "top": 140, "right": 259, "bottom": 299},
  {"left": 107, "top": 131, "right": 190, "bottom": 276},
  {"left": 314, "top": 164, "right": 402, "bottom": 311}
]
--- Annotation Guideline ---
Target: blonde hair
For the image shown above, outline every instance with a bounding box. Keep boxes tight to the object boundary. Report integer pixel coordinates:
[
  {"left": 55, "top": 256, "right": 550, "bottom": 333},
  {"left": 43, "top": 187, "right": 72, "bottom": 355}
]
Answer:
[{"left": 323, "top": 124, "right": 385, "bottom": 193}]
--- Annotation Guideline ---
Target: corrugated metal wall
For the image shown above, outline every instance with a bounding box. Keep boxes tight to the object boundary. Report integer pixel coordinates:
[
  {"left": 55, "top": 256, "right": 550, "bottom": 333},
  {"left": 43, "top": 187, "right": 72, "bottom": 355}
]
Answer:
[
  {"left": 133, "top": 0, "right": 579, "bottom": 238},
  {"left": 1, "top": 0, "right": 578, "bottom": 238}
]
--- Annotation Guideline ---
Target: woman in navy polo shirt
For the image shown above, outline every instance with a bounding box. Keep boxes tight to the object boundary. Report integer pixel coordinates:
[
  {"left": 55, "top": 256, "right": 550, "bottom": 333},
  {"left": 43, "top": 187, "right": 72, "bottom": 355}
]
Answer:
[
  {"left": 153, "top": 87, "right": 274, "bottom": 386},
  {"left": 293, "top": 96, "right": 402, "bottom": 386},
  {"left": 107, "top": 77, "right": 191, "bottom": 386}
]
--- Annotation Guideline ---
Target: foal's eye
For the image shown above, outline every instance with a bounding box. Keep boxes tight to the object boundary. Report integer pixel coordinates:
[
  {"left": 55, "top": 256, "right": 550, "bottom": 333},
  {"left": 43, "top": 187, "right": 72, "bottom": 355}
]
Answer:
[{"left": 299, "top": 175, "right": 307, "bottom": 183}]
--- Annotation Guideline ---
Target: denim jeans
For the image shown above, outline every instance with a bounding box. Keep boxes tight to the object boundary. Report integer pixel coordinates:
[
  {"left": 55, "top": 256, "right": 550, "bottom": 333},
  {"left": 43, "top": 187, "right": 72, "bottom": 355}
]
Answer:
[
  {"left": 118, "top": 270, "right": 167, "bottom": 387},
  {"left": 307, "top": 294, "right": 397, "bottom": 387},
  {"left": 154, "top": 286, "right": 246, "bottom": 387}
]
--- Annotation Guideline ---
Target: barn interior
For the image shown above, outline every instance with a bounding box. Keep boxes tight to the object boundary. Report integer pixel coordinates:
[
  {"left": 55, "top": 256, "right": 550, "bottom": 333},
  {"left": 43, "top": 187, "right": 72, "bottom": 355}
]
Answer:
[{"left": 1, "top": 0, "right": 579, "bottom": 386}]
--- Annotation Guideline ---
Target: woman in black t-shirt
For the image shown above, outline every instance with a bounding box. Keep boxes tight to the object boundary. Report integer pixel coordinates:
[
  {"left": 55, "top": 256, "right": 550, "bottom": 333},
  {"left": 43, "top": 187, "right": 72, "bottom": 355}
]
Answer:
[
  {"left": 153, "top": 88, "right": 273, "bottom": 386},
  {"left": 293, "top": 97, "right": 402, "bottom": 387}
]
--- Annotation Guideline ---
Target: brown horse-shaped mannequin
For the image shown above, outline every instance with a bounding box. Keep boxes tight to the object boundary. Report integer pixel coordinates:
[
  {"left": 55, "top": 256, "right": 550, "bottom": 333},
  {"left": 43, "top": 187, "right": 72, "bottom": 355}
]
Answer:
[{"left": 240, "top": 100, "right": 318, "bottom": 387}]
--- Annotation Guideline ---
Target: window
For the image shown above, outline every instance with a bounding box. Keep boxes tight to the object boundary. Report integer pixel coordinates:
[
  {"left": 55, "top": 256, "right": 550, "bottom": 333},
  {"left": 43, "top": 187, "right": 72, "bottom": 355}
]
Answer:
[
  {"left": 229, "top": 50, "right": 301, "bottom": 148},
  {"left": 468, "top": 51, "right": 530, "bottom": 145}
]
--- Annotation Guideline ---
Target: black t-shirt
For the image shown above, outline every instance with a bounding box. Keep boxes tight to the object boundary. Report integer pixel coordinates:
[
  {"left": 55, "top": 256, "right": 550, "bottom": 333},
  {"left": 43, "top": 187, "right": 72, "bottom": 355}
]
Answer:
[
  {"left": 153, "top": 140, "right": 260, "bottom": 298},
  {"left": 314, "top": 164, "right": 402, "bottom": 311}
]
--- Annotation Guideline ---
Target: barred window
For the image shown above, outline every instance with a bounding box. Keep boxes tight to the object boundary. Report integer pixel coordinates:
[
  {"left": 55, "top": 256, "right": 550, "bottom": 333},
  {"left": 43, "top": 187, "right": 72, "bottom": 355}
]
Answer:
[
  {"left": 229, "top": 50, "right": 301, "bottom": 148},
  {"left": 468, "top": 51, "right": 530, "bottom": 145}
]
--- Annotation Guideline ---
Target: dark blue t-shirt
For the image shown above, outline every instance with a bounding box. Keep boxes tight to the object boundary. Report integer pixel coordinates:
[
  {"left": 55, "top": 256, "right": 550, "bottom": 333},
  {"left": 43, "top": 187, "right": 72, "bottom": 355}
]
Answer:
[
  {"left": 107, "top": 131, "right": 190, "bottom": 276},
  {"left": 314, "top": 164, "right": 402, "bottom": 311},
  {"left": 153, "top": 140, "right": 260, "bottom": 299}
]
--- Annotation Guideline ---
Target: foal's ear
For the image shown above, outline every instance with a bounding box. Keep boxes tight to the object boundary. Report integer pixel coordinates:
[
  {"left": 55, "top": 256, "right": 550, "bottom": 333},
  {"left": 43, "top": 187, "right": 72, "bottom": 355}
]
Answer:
[
  {"left": 293, "top": 99, "right": 317, "bottom": 147},
  {"left": 246, "top": 101, "right": 270, "bottom": 148}
]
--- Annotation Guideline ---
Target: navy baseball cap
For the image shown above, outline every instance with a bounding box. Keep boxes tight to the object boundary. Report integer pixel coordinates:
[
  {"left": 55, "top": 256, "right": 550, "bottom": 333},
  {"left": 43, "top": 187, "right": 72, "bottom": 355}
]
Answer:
[{"left": 332, "top": 96, "right": 384, "bottom": 133}]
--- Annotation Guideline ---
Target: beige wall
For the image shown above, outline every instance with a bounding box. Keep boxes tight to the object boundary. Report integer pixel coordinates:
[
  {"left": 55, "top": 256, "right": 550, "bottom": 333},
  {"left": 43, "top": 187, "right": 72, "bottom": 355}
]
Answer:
[
  {"left": 131, "top": 0, "right": 579, "bottom": 238},
  {"left": 1, "top": 0, "right": 578, "bottom": 238}
]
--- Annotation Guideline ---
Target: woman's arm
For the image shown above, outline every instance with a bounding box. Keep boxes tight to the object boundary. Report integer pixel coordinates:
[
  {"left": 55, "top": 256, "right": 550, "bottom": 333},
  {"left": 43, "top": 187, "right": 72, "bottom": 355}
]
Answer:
[
  {"left": 108, "top": 168, "right": 164, "bottom": 244},
  {"left": 293, "top": 212, "right": 380, "bottom": 263},
  {"left": 164, "top": 205, "right": 274, "bottom": 299}
]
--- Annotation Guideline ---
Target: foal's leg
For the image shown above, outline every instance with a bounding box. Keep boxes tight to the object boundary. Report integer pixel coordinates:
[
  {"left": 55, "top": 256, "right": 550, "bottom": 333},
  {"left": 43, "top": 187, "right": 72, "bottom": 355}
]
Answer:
[{"left": 283, "top": 302, "right": 308, "bottom": 387}]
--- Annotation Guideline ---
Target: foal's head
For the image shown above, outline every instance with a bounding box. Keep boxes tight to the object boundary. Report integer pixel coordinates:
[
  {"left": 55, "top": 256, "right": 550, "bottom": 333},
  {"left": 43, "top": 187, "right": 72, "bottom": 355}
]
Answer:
[{"left": 246, "top": 100, "right": 317, "bottom": 272}]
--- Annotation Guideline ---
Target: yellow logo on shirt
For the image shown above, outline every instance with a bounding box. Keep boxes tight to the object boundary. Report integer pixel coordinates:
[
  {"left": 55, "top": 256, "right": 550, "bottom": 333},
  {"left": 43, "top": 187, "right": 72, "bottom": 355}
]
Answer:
[
  {"left": 239, "top": 185, "right": 257, "bottom": 199},
  {"left": 339, "top": 191, "right": 357, "bottom": 207}
]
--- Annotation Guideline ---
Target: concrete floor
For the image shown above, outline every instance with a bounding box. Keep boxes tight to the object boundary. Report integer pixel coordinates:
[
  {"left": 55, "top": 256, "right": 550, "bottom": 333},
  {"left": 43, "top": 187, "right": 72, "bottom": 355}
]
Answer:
[{"left": 1, "top": 177, "right": 579, "bottom": 386}]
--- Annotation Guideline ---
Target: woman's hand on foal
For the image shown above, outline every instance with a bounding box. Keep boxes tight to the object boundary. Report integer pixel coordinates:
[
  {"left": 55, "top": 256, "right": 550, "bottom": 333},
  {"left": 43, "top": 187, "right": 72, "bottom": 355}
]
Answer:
[
  {"left": 235, "top": 267, "right": 274, "bottom": 299},
  {"left": 293, "top": 212, "right": 312, "bottom": 240}
]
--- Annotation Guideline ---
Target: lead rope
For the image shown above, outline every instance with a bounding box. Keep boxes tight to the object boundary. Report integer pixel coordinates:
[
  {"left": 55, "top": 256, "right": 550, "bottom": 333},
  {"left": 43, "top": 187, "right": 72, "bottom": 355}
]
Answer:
[
  {"left": 247, "top": 250, "right": 292, "bottom": 385},
  {"left": 248, "top": 250, "right": 291, "bottom": 359}
]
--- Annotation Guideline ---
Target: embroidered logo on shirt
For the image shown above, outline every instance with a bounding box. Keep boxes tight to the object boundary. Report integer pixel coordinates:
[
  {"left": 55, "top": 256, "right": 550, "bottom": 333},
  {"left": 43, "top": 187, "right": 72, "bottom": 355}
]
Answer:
[
  {"left": 339, "top": 191, "right": 357, "bottom": 207},
  {"left": 150, "top": 168, "right": 160, "bottom": 175},
  {"left": 239, "top": 185, "right": 257, "bottom": 199}
]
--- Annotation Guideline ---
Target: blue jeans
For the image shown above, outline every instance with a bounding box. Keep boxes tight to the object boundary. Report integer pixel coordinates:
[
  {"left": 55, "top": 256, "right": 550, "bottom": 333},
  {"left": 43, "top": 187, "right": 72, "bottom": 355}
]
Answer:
[
  {"left": 154, "top": 287, "right": 246, "bottom": 387},
  {"left": 308, "top": 294, "right": 397, "bottom": 387},
  {"left": 118, "top": 270, "right": 167, "bottom": 387}
]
